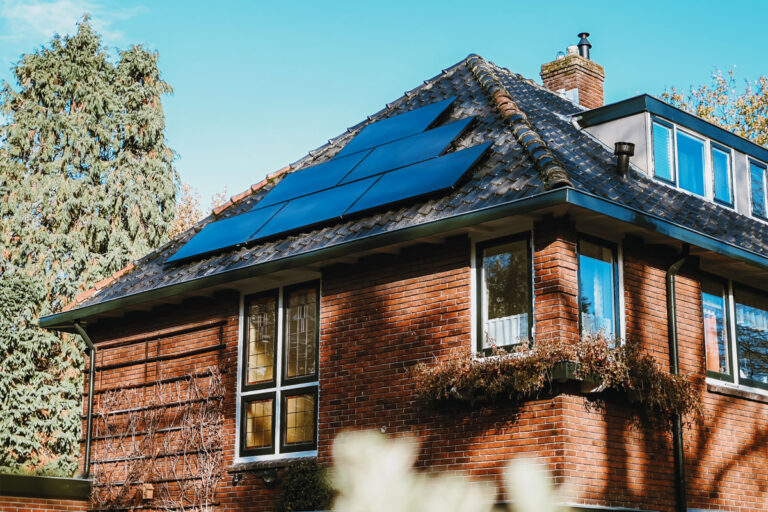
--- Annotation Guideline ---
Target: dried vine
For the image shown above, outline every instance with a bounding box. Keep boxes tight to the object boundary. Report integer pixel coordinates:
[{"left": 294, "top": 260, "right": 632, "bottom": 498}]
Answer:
[{"left": 91, "top": 367, "right": 223, "bottom": 511}]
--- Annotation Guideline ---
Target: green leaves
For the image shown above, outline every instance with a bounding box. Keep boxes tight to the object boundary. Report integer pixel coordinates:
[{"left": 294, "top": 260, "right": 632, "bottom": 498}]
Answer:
[{"left": 0, "top": 18, "right": 177, "bottom": 475}]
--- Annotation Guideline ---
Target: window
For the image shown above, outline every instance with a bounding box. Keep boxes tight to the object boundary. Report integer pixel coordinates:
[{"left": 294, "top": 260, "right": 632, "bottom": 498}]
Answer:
[
  {"left": 652, "top": 118, "right": 735, "bottom": 208},
  {"left": 701, "top": 278, "right": 732, "bottom": 380},
  {"left": 477, "top": 234, "right": 532, "bottom": 351},
  {"left": 239, "top": 282, "right": 319, "bottom": 458},
  {"left": 578, "top": 238, "right": 618, "bottom": 337},
  {"left": 701, "top": 278, "right": 768, "bottom": 391},
  {"left": 750, "top": 160, "right": 767, "bottom": 219}
]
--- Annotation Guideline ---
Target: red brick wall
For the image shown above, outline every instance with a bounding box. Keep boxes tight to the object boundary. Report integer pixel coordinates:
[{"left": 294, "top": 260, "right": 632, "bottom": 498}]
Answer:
[
  {"left": 0, "top": 496, "right": 88, "bottom": 512},
  {"left": 78, "top": 228, "right": 768, "bottom": 511},
  {"left": 540, "top": 54, "right": 605, "bottom": 110}
]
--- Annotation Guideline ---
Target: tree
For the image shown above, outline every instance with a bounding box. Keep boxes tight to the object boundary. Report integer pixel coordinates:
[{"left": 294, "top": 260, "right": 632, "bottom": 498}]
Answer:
[
  {"left": 663, "top": 70, "right": 768, "bottom": 147},
  {"left": 0, "top": 18, "right": 177, "bottom": 475},
  {"left": 170, "top": 182, "right": 203, "bottom": 238}
]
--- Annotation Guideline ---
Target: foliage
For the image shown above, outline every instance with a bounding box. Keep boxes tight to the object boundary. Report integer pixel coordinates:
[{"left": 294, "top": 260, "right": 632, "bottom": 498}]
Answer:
[
  {"left": 0, "top": 18, "right": 176, "bottom": 475},
  {"left": 0, "top": 275, "right": 82, "bottom": 476},
  {"left": 412, "top": 334, "right": 701, "bottom": 427},
  {"left": 170, "top": 183, "right": 203, "bottom": 238},
  {"left": 277, "top": 459, "right": 334, "bottom": 512},
  {"left": 332, "top": 430, "right": 567, "bottom": 512},
  {"left": 662, "top": 69, "right": 768, "bottom": 147}
]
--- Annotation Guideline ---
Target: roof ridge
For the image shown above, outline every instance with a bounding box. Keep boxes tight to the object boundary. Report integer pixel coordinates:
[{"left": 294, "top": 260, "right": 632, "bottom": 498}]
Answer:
[{"left": 465, "top": 54, "right": 572, "bottom": 189}]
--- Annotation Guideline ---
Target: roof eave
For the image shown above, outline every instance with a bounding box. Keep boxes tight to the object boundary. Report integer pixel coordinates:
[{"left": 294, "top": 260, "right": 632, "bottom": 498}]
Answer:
[{"left": 40, "top": 186, "right": 768, "bottom": 331}]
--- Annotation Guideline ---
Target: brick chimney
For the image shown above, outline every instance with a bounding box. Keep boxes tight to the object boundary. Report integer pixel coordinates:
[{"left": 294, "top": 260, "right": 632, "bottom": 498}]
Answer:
[{"left": 540, "top": 33, "right": 604, "bottom": 110}]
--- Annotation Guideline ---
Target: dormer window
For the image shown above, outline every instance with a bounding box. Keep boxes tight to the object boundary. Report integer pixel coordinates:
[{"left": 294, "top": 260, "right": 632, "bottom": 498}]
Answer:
[{"left": 651, "top": 118, "right": 733, "bottom": 206}]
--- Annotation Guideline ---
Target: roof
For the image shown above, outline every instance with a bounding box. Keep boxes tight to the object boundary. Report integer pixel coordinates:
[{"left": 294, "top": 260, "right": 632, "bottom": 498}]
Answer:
[{"left": 41, "top": 54, "right": 768, "bottom": 329}]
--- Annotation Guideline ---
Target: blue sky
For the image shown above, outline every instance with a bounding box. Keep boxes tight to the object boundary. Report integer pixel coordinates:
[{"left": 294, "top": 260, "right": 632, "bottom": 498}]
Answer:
[{"left": 1, "top": 0, "right": 767, "bottom": 202}]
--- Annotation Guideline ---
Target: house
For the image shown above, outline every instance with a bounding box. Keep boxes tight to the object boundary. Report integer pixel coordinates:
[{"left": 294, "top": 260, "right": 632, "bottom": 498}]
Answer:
[{"left": 36, "top": 34, "right": 768, "bottom": 512}]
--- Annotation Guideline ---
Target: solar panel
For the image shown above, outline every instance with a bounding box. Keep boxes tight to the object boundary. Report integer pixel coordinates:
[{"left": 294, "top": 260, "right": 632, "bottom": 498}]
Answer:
[
  {"left": 250, "top": 177, "right": 377, "bottom": 241},
  {"left": 345, "top": 142, "right": 492, "bottom": 216},
  {"left": 166, "top": 203, "right": 285, "bottom": 262},
  {"left": 333, "top": 96, "right": 457, "bottom": 159},
  {"left": 256, "top": 149, "right": 371, "bottom": 208},
  {"left": 339, "top": 117, "right": 473, "bottom": 184}
]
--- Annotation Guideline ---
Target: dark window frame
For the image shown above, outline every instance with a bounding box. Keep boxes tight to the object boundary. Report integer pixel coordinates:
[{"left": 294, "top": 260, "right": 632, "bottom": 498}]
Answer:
[
  {"left": 577, "top": 235, "right": 620, "bottom": 339},
  {"left": 732, "top": 281, "right": 768, "bottom": 391},
  {"left": 239, "top": 392, "right": 277, "bottom": 457},
  {"left": 281, "top": 280, "right": 321, "bottom": 386},
  {"left": 241, "top": 289, "right": 280, "bottom": 392},
  {"left": 700, "top": 274, "right": 734, "bottom": 383},
  {"left": 280, "top": 385, "right": 319, "bottom": 454},
  {"left": 475, "top": 232, "right": 533, "bottom": 354},
  {"left": 710, "top": 142, "right": 734, "bottom": 207}
]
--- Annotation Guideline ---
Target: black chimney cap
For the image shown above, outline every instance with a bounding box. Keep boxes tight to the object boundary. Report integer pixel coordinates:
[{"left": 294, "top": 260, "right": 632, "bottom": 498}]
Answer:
[{"left": 577, "top": 32, "right": 592, "bottom": 60}]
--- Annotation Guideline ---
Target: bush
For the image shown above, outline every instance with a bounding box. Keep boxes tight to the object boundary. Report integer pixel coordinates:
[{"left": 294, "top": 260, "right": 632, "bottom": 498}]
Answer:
[
  {"left": 278, "top": 460, "right": 334, "bottom": 512},
  {"left": 412, "top": 334, "right": 701, "bottom": 428}
]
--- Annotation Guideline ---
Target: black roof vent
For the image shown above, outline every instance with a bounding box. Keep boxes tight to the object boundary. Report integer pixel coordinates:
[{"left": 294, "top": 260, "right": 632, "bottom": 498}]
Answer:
[{"left": 577, "top": 32, "right": 592, "bottom": 60}]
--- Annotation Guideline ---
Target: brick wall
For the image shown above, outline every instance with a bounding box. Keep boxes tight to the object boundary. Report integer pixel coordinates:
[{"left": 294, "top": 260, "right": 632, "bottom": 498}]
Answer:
[
  {"left": 540, "top": 54, "right": 605, "bottom": 110},
  {"left": 0, "top": 496, "right": 88, "bottom": 512},
  {"left": 78, "top": 227, "right": 768, "bottom": 511}
]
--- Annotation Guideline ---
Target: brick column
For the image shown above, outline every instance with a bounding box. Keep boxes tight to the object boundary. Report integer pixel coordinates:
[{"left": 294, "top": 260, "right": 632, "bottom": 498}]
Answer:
[
  {"left": 540, "top": 54, "right": 605, "bottom": 110},
  {"left": 533, "top": 217, "right": 579, "bottom": 343}
]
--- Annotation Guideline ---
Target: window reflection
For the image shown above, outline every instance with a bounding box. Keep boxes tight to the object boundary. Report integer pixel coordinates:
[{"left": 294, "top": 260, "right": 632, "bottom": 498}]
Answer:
[
  {"left": 480, "top": 239, "right": 530, "bottom": 349},
  {"left": 579, "top": 239, "right": 616, "bottom": 337},
  {"left": 701, "top": 280, "right": 730, "bottom": 376},
  {"left": 711, "top": 146, "right": 732, "bottom": 204},
  {"left": 676, "top": 131, "right": 705, "bottom": 196},
  {"left": 750, "top": 161, "right": 766, "bottom": 218},
  {"left": 653, "top": 122, "right": 674, "bottom": 182},
  {"left": 734, "top": 286, "right": 768, "bottom": 385}
]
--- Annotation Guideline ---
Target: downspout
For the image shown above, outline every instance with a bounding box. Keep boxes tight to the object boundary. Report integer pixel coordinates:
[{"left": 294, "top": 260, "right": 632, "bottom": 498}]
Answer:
[
  {"left": 666, "top": 243, "right": 689, "bottom": 512},
  {"left": 73, "top": 322, "right": 96, "bottom": 479}
]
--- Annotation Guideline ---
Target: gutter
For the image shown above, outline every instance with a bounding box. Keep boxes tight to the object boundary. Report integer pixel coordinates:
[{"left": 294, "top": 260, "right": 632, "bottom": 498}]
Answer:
[
  {"left": 40, "top": 188, "right": 768, "bottom": 330},
  {"left": 72, "top": 322, "right": 96, "bottom": 479},
  {"left": 665, "top": 244, "right": 690, "bottom": 512}
]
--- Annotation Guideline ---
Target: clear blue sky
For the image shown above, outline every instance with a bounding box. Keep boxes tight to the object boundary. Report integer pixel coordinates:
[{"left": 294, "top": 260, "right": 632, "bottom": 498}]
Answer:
[{"left": 2, "top": 0, "right": 767, "bottom": 202}]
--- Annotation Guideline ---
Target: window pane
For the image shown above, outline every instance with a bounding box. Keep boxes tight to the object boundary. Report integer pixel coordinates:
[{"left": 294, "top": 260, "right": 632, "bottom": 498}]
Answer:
[
  {"left": 283, "top": 392, "right": 316, "bottom": 446},
  {"left": 711, "top": 147, "right": 732, "bottom": 204},
  {"left": 285, "top": 285, "right": 318, "bottom": 379},
  {"left": 701, "top": 280, "right": 730, "bottom": 375},
  {"left": 481, "top": 239, "right": 530, "bottom": 349},
  {"left": 244, "top": 398, "right": 273, "bottom": 449},
  {"left": 734, "top": 286, "right": 768, "bottom": 385},
  {"left": 676, "top": 131, "right": 705, "bottom": 196},
  {"left": 653, "top": 122, "right": 674, "bottom": 181},
  {"left": 750, "top": 162, "right": 766, "bottom": 218},
  {"left": 579, "top": 240, "right": 616, "bottom": 336},
  {"left": 245, "top": 294, "right": 276, "bottom": 385}
]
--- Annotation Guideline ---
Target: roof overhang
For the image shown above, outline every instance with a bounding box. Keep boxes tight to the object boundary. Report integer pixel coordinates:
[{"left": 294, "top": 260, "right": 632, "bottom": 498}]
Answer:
[
  {"left": 576, "top": 94, "right": 768, "bottom": 164},
  {"left": 40, "top": 187, "right": 768, "bottom": 332}
]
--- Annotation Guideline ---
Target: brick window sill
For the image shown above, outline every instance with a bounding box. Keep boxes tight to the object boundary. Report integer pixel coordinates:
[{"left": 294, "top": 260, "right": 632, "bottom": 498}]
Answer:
[{"left": 706, "top": 379, "right": 768, "bottom": 404}]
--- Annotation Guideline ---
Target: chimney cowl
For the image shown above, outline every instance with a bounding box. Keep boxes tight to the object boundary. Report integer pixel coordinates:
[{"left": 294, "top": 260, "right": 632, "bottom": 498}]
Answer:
[
  {"left": 577, "top": 32, "right": 592, "bottom": 60},
  {"left": 614, "top": 142, "right": 635, "bottom": 178}
]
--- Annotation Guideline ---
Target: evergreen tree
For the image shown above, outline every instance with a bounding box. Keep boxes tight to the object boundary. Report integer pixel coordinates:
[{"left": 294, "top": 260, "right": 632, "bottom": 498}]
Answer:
[{"left": 0, "top": 18, "right": 177, "bottom": 475}]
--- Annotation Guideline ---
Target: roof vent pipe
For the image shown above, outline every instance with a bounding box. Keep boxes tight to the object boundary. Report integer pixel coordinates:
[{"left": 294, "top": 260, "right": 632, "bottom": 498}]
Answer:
[
  {"left": 614, "top": 142, "right": 635, "bottom": 178},
  {"left": 577, "top": 32, "right": 592, "bottom": 60}
]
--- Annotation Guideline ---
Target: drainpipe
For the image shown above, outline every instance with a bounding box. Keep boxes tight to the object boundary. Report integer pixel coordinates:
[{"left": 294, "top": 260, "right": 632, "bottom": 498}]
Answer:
[
  {"left": 666, "top": 243, "right": 689, "bottom": 512},
  {"left": 73, "top": 322, "right": 96, "bottom": 479}
]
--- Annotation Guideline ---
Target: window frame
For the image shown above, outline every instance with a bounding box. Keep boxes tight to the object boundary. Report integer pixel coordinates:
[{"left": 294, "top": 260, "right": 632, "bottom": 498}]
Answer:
[
  {"left": 475, "top": 231, "right": 533, "bottom": 353},
  {"left": 237, "top": 280, "right": 320, "bottom": 461},
  {"left": 241, "top": 289, "right": 280, "bottom": 392},
  {"left": 280, "top": 386, "right": 320, "bottom": 454},
  {"left": 650, "top": 115, "right": 736, "bottom": 210},
  {"left": 748, "top": 158, "right": 768, "bottom": 220},
  {"left": 732, "top": 281, "right": 768, "bottom": 391},
  {"left": 700, "top": 274, "right": 735, "bottom": 382},
  {"left": 710, "top": 142, "right": 734, "bottom": 207},
  {"left": 577, "top": 235, "right": 621, "bottom": 339}
]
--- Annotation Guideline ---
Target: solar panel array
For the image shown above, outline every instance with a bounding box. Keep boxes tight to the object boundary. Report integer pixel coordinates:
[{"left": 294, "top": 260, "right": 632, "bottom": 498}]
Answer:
[{"left": 167, "top": 97, "right": 491, "bottom": 263}]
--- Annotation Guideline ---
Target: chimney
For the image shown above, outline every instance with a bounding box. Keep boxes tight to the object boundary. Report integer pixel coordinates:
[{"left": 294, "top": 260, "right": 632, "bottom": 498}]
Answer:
[{"left": 540, "top": 33, "right": 605, "bottom": 110}]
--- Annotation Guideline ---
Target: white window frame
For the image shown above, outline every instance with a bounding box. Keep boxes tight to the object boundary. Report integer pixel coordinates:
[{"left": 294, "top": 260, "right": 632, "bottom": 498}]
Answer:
[
  {"left": 651, "top": 116, "right": 735, "bottom": 210},
  {"left": 235, "top": 282, "right": 320, "bottom": 463}
]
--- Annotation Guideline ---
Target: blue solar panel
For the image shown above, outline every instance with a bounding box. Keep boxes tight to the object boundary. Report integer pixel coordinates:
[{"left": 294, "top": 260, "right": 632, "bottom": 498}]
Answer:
[
  {"left": 334, "top": 97, "right": 457, "bottom": 159},
  {"left": 256, "top": 150, "right": 371, "bottom": 208},
  {"left": 345, "top": 142, "right": 492, "bottom": 216},
  {"left": 167, "top": 203, "right": 284, "bottom": 262},
  {"left": 339, "top": 117, "right": 473, "bottom": 185},
  {"left": 251, "top": 177, "right": 377, "bottom": 241}
]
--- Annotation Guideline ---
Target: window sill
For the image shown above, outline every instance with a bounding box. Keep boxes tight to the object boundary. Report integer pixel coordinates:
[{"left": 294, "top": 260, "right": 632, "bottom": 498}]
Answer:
[
  {"left": 229, "top": 453, "right": 317, "bottom": 472},
  {"left": 706, "top": 378, "right": 768, "bottom": 404}
]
